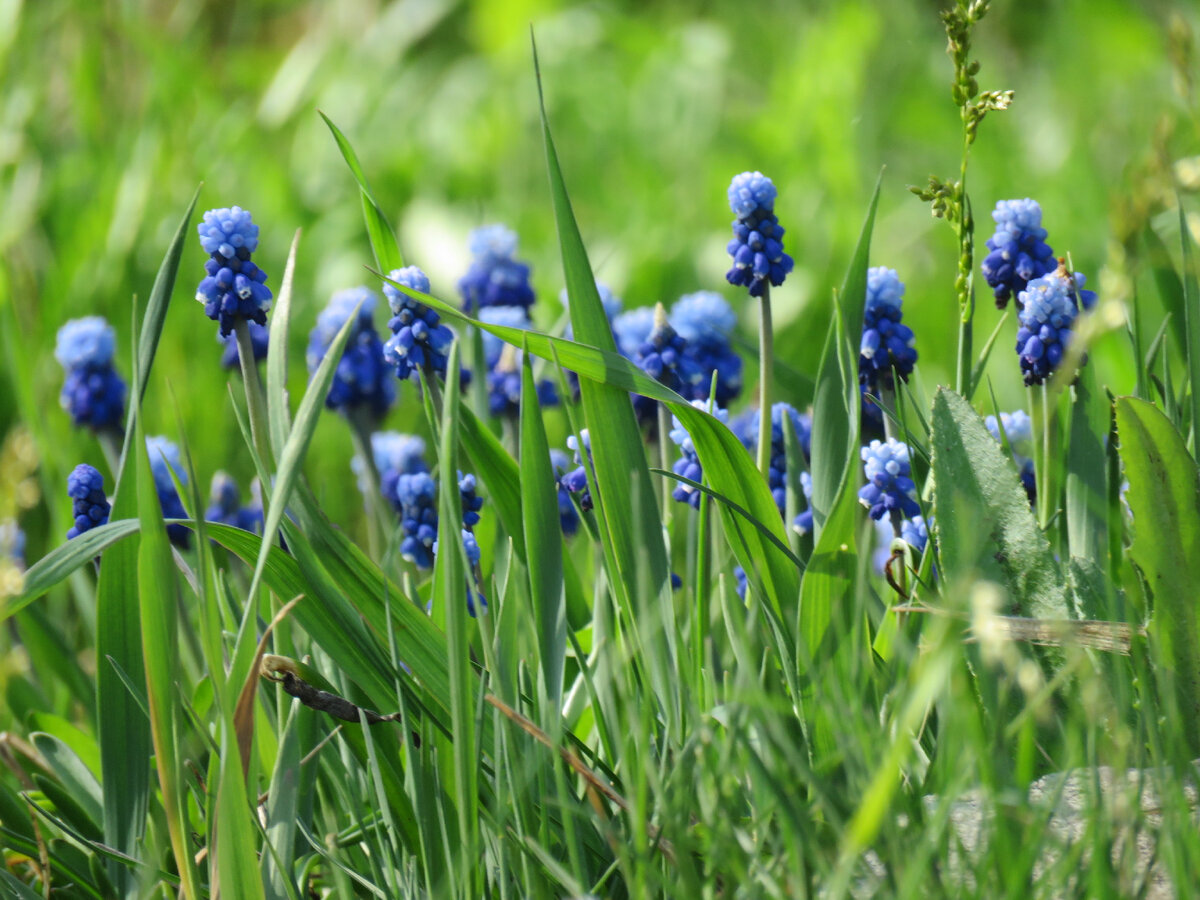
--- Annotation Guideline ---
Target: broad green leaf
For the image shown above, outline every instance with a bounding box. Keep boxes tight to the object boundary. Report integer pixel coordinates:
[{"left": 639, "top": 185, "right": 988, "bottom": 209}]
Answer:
[
  {"left": 320, "top": 112, "right": 405, "bottom": 274},
  {"left": 1116, "top": 396, "right": 1200, "bottom": 751},
  {"left": 1065, "top": 365, "right": 1109, "bottom": 569},
  {"left": 520, "top": 346, "right": 567, "bottom": 704},
  {"left": 930, "top": 387, "right": 1071, "bottom": 619},
  {"left": 5, "top": 519, "right": 139, "bottom": 620}
]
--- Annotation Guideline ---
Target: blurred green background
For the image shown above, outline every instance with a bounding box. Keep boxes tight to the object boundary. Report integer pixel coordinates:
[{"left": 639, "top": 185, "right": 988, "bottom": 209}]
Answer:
[{"left": 1, "top": 0, "right": 1196, "bottom": 562}]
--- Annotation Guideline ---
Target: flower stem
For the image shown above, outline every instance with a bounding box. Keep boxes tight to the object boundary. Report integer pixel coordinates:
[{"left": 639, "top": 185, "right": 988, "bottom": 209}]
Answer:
[
  {"left": 235, "top": 319, "right": 273, "bottom": 474},
  {"left": 756, "top": 284, "right": 774, "bottom": 479}
]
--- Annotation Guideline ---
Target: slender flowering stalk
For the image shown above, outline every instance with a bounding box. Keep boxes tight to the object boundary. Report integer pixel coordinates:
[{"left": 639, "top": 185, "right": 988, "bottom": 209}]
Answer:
[
  {"left": 66, "top": 464, "right": 111, "bottom": 540},
  {"left": 55, "top": 317, "right": 127, "bottom": 445},
  {"left": 220, "top": 320, "right": 269, "bottom": 370},
  {"left": 725, "top": 171, "right": 793, "bottom": 478}
]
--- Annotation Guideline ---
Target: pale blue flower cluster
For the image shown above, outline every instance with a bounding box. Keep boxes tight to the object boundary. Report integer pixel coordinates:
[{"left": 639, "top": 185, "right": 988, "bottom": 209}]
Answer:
[{"left": 55, "top": 317, "right": 126, "bottom": 431}]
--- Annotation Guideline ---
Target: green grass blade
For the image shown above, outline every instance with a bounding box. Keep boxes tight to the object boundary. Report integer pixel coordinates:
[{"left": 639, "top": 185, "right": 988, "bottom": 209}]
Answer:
[
  {"left": 7, "top": 520, "right": 140, "bottom": 619},
  {"left": 215, "top": 725, "right": 268, "bottom": 900},
  {"left": 1065, "top": 365, "right": 1109, "bottom": 570},
  {"left": 133, "top": 398, "right": 200, "bottom": 898},
  {"left": 432, "top": 343, "right": 479, "bottom": 891},
  {"left": 267, "top": 228, "right": 301, "bottom": 457},
  {"left": 519, "top": 346, "right": 566, "bottom": 705},
  {"left": 1115, "top": 396, "right": 1200, "bottom": 753},
  {"left": 319, "top": 112, "right": 405, "bottom": 273},
  {"left": 1178, "top": 197, "right": 1200, "bottom": 454},
  {"left": 1143, "top": 220, "right": 1187, "bottom": 360},
  {"left": 930, "top": 387, "right": 1071, "bottom": 620}
]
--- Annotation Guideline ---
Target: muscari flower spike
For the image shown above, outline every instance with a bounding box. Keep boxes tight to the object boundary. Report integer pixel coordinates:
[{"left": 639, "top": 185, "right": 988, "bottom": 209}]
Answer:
[
  {"left": 981, "top": 199, "right": 1056, "bottom": 310},
  {"left": 382, "top": 266, "right": 455, "bottom": 383},
  {"left": 204, "top": 471, "right": 262, "bottom": 533},
  {"left": 562, "top": 431, "right": 594, "bottom": 512},
  {"left": 669, "top": 400, "right": 729, "bottom": 509},
  {"left": 307, "top": 286, "right": 395, "bottom": 420},
  {"left": 670, "top": 291, "right": 744, "bottom": 404},
  {"left": 562, "top": 282, "right": 623, "bottom": 397},
  {"left": 360, "top": 431, "right": 428, "bottom": 498},
  {"left": 725, "top": 171, "right": 794, "bottom": 297},
  {"left": 195, "top": 206, "right": 272, "bottom": 337},
  {"left": 858, "top": 438, "right": 921, "bottom": 522},
  {"left": 550, "top": 449, "right": 580, "bottom": 536},
  {"left": 220, "top": 320, "right": 269, "bottom": 369},
  {"left": 395, "top": 471, "right": 439, "bottom": 569},
  {"left": 55, "top": 317, "right": 127, "bottom": 432},
  {"left": 1014, "top": 267, "right": 1094, "bottom": 386},
  {"left": 459, "top": 472, "right": 483, "bottom": 527},
  {"left": 612, "top": 306, "right": 655, "bottom": 360},
  {"left": 860, "top": 267, "right": 918, "bottom": 388},
  {"left": 458, "top": 224, "right": 535, "bottom": 312},
  {"left": 147, "top": 435, "right": 190, "bottom": 548},
  {"left": 66, "top": 464, "right": 111, "bottom": 540},
  {"left": 481, "top": 322, "right": 558, "bottom": 417},
  {"left": 631, "top": 303, "right": 703, "bottom": 423},
  {"left": 985, "top": 410, "right": 1036, "bottom": 504},
  {"left": 430, "top": 529, "right": 488, "bottom": 617}
]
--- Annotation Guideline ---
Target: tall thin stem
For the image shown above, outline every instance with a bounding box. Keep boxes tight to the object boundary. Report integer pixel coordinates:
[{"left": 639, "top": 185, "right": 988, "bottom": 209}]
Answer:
[
  {"left": 235, "top": 319, "right": 272, "bottom": 474},
  {"left": 756, "top": 284, "right": 774, "bottom": 479}
]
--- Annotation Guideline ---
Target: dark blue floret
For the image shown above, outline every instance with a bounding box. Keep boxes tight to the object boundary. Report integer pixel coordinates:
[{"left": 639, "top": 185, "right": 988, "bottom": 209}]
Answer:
[
  {"left": 857, "top": 439, "right": 921, "bottom": 521},
  {"left": 146, "top": 436, "right": 191, "bottom": 548},
  {"left": 1014, "top": 270, "right": 1083, "bottom": 386},
  {"left": 550, "top": 449, "right": 580, "bottom": 536},
  {"left": 395, "top": 471, "right": 439, "bottom": 569},
  {"left": 724, "top": 404, "right": 814, "bottom": 526},
  {"left": 220, "top": 320, "right": 269, "bottom": 369},
  {"left": 986, "top": 411, "right": 1037, "bottom": 506},
  {"left": 308, "top": 286, "right": 395, "bottom": 420},
  {"left": 204, "top": 471, "right": 261, "bottom": 532},
  {"left": 859, "top": 267, "right": 918, "bottom": 388},
  {"left": 195, "top": 207, "right": 272, "bottom": 337},
  {"left": 632, "top": 304, "right": 704, "bottom": 423},
  {"left": 66, "top": 464, "right": 111, "bottom": 540},
  {"left": 368, "top": 432, "right": 430, "bottom": 509},
  {"left": 670, "top": 291, "right": 744, "bottom": 404},
  {"left": 981, "top": 199, "right": 1056, "bottom": 310},
  {"left": 562, "top": 432, "right": 594, "bottom": 512},
  {"left": 459, "top": 472, "right": 483, "bottom": 527},
  {"left": 429, "top": 529, "right": 488, "bottom": 617},
  {"left": 383, "top": 266, "right": 455, "bottom": 382},
  {"left": 725, "top": 172, "right": 794, "bottom": 298},
  {"left": 458, "top": 225, "right": 535, "bottom": 312},
  {"left": 56, "top": 318, "right": 127, "bottom": 432},
  {"left": 669, "top": 401, "right": 729, "bottom": 509}
]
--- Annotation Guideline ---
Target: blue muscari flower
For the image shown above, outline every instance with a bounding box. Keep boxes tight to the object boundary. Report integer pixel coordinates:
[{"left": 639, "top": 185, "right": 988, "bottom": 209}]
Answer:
[
  {"left": 220, "top": 320, "right": 269, "bottom": 369},
  {"left": 479, "top": 309, "right": 558, "bottom": 417},
  {"left": 860, "top": 381, "right": 886, "bottom": 442},
  {"left": 632, "top": 304, "right": 704, "bottom": 422},
  {"left": 195, "top": 206, "right": 272, "bottom": 337},
  {"left": 1014, "top": 271, "right": 1081, "bottom": 386},
  {"left": 725, "top": 171, "right": 794, "bottom": 297},
  {"left": 431, "top": 529, "right": 488, "bottom": 616},
  {"left": 981, "top": 199, "right": 1056, "bottom": 310},
  {"left": 396, "top": 471, "right": 439, "bottom": 569},
  {"left": 739, "top": 403, "right": 812, "bottom": 516},
  {"left": 307, "top": 286, "right": 395, "bottom": 420},
  {"left": 550, "top": 449, "right": 580, "bottom": 536},
  {"left": 1, "top": 520, "right": 23, "bottom": 568},
  {"left": 670, "top": 291, "right": 744, "bottom": 404},
  {"left": 242, "top": 478, "right": 266, "bottom": 535},
  {"left": 480, "top": 306, "right": 533, "bottom": 367},
  {"left": 458, "top": 224, "right": 535, "bottom": 312},
  {"left": 669, "top": 400, "right": 729, "bottom": 508},
  {"left": 562, "top": 431, "right": 594, "bottom": 512},
  {"left": 66, "top": 464, "right": 110, "bottom": 540},
  {"left": 55, "top": 317, "right": 126, "bottom": 431},
  {"left": 858, "top": 438, "right": 920, "bottom": 521},
  {"left": 611, "top": 306, "right": 655, "bottom": 360},
  {"left": 459, "top": 472, "right": 483, "bottom": 527},
  {"left": 146, "top": 435, "right": 190, "bottom": 548},
  {"left": 859, "top": 267, "right": 918, "bottom": 388},
  {"left": 360, "top": 431, "right": 428, "bottom": 498},
  {"left": 382, "top": 266, "right": 456, "bottom": 382},
  {"left": 872, "top": 514, "right": 929, "bottom": 574},
  {"left": 985, "top": 410, "right": 1036, "bottom": 504},
  {"left": 205, "top": 471, "right": 262, "bottom": 532},
  {"left": 734, "top": 565, "right": 748, "bottom": 599}
]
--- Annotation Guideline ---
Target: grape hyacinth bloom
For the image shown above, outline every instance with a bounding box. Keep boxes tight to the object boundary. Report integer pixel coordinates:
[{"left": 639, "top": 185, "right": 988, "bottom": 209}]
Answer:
[
  {"left": 670, "top": 291, "right": 744, "bottom": 404},
  {"left": 612, "top": 307, "right": 655, "bottom": 360},
  {"left": 1014, "top": 270, "right": 1087, "bottom": 386},
  {"left": 631, "top": 303, "right": 703, "bottom": 423},
  {"left": 725, "top": 172, "right": 794, "bottom": 297},
  {"left": 550, "top": 449, "right": 580, "bottom": 536},
  {"left": 307, "top": 286, "right": 395, "bottom": 420},
  {"left": 395, "top": 472, "right": 439, "bottom": 569},
  {"left": 485, "top": 340, "right": 557, "bottom": 417},
  {"left": 459, "top": 472, "right": 483, "bottom": 527},
  {"left": 458, "top": 225, "right": 535, "bottom": 312},
  {"left": 195, "top": 206, "right": 272, "bottom": 336},
  {"left": 858, "top": 438, "right": 921, "bottom": 522},
  {"left": 985, "top": 410, "right": 1037, "bottom": 504},
  {"left": 669, "top": 400, "right": 729, "bottom": 508},
  {"left": 981, "top": 199, "right": 1056, "bottom": 310},
  {"left": 382, "top": 266, "right": 455, "bottom": 382},
  {"left": 66, "top": 464, "right": 111, "bottom": 539},
  {"left": 431, "top": 529, "right": 488, "bottom": 617},
  {"left": 872, "top": 514, "right": 929, "bottom": 573},
  {"left": 359, "top": 432, "right": 428, "bottom": 499},
  {"left": 792, "top": 471, "right": 815, "bottom": 536},
  {"left": 859, "top": 267, "right": 918, "bottom": 389},
  {"left": 220, "top": 320, "right": 269, "bottom": 369},
  {"left": 562, "top": 431, "right": 594, "bottom": 512},
  {"left": 55, "top": 317, "right": 127, "bottom": 432},
  {"left": 146, "top": 436, "right": 190, "bottom": 548},
  {"left": 204, "top": 471, "right": 261, "bottom": 532}
]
